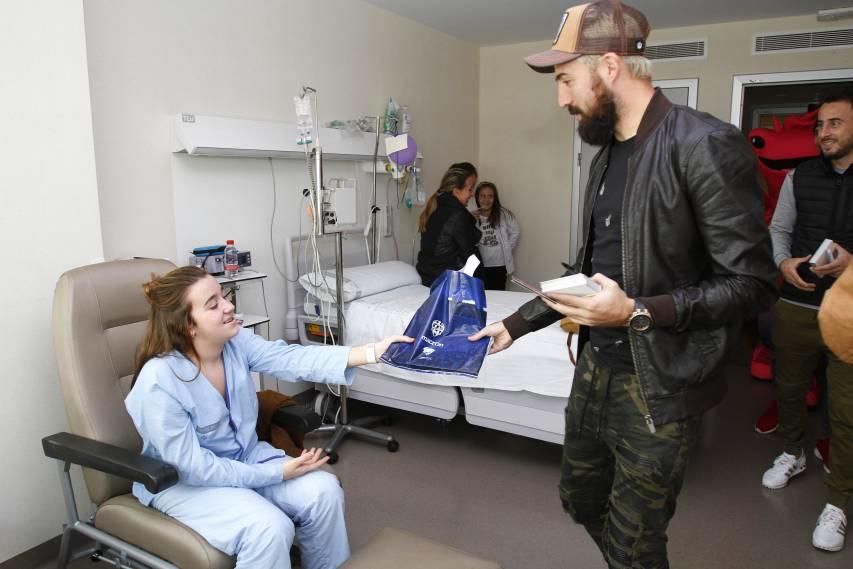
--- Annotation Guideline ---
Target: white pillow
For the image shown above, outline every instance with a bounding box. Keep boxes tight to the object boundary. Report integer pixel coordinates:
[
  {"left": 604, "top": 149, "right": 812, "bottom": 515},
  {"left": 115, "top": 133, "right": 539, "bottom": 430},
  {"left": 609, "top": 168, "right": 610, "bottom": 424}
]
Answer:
[{"left": 298, "top": 261, "right": 421, "bottom": 303}]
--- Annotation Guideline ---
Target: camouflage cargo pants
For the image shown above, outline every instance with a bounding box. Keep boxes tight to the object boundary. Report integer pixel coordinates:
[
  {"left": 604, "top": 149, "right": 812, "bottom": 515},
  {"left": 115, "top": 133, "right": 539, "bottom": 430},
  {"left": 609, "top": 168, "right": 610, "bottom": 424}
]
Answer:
[{"left": 560, "top": 345, "right": 701, "bottom": 569}]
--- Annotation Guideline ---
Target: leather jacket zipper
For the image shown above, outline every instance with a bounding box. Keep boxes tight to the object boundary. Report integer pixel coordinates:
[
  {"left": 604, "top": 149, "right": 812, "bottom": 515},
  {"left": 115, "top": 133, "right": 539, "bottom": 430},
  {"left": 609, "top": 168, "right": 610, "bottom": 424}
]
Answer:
[
  {"left": 575, "top": 160, "right": 605, "bottom": 438},
  {"left": 621, "top": 152, "right": 656, "bottom": 434},
  {"left": 582, "top": 150, "right": 656, "bottom": 434}
]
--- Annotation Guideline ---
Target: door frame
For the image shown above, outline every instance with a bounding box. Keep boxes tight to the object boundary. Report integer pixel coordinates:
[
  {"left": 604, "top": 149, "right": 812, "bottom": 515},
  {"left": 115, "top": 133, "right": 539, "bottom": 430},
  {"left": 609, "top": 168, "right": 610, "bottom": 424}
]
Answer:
[
  {"left": 730, "top": 68, "right": 853, "bottom": 127},
  {"left": 569, "top": 78, "right": 699, "bottom": 258}
]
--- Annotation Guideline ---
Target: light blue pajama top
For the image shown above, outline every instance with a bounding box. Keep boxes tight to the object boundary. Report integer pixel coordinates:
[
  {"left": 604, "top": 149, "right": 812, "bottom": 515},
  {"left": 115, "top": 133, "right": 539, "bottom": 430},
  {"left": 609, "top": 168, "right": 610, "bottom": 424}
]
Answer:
[{"left": 125, "top": 328, "right": 353, "bottom": 506}]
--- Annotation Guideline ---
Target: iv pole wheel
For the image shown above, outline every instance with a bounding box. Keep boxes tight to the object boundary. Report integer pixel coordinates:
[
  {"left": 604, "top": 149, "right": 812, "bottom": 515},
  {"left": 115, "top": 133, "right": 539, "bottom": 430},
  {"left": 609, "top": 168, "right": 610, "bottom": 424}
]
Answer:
[
  {"left": 386, "top": 440, "right": 400, "bottom": 453},
  {"left": 326, "top": 450, "right": 339, "bottom": 465}
]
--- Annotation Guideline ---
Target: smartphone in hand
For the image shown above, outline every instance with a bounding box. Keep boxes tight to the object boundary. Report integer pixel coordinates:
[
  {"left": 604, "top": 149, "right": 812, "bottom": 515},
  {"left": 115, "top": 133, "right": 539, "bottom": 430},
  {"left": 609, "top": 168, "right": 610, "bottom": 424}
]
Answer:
[{"left": 510, "top": 275, "right": 555, "bottom": 302}]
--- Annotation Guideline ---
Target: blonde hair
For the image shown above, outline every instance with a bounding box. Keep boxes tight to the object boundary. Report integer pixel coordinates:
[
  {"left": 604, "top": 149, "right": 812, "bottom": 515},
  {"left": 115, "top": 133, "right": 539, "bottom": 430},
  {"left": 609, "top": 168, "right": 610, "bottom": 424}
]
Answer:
[
  {"left": 418, "top": 167, "right": 475, "bottom": 233},
  {"left": 579, "top": 54, "right": 653, "bottom": 81}
]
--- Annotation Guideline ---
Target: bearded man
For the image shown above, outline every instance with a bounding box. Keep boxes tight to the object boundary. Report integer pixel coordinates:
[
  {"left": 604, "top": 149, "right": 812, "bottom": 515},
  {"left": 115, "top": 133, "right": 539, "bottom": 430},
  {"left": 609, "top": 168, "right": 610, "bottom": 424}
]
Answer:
[
  {"left": 763, "top": 87, "right": 853, "bottom": 553},
  {"left": 471, "top": 2, "right": 777, "bottom": 567}
]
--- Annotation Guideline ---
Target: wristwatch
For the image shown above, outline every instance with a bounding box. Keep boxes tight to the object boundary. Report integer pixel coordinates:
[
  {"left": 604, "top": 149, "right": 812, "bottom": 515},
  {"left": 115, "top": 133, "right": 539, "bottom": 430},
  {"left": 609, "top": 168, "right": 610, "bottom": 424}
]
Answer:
[{"left": 628, "top": 300, "right": 654, "bottom": 333}]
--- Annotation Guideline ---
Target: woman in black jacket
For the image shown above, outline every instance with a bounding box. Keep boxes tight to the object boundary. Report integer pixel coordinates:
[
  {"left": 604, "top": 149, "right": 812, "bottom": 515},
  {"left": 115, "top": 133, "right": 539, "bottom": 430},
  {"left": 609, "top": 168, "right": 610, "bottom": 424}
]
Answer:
[{"left": 416, "top": 165, "right": 481, "bottom": 286}]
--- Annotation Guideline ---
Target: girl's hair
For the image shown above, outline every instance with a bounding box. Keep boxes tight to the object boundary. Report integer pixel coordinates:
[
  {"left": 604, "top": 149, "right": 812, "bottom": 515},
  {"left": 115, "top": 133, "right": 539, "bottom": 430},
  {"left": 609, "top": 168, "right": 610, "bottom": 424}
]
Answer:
[
  {"left": 132, "top": 265, "right": 208, "bottom": 385},
  {"left": 475, "top": 181, "right": 514, "bottom": 228},
  {"left": 418, "top": 166, "right": 476, "bottom": 232},
  {"left": 450, "top": 162, "right": 478, "bottom": 179}
]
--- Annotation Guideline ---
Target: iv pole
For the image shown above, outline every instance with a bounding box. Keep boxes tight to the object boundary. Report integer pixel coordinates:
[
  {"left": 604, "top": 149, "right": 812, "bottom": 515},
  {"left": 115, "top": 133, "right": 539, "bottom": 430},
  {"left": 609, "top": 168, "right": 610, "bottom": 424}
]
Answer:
[
  {"left": 305, "top": 94, "right": 398, "bottom": 464},
  {"left": 370, "top": 115, "right": 381, "bottom": 264}
]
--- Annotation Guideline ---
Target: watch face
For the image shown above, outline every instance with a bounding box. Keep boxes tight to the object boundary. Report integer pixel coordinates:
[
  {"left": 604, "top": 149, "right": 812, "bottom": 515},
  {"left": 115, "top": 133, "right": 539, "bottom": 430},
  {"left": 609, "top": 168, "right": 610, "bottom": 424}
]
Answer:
[{"left": 631, "top": 314, "right": 653, "bottom": 332}]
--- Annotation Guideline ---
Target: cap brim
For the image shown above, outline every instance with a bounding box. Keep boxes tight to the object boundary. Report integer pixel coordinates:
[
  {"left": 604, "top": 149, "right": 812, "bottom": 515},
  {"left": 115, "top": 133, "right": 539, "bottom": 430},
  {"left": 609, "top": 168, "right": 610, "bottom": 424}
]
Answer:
[{"left": 524, "top": 50, "right": 582, "bottom": 73}]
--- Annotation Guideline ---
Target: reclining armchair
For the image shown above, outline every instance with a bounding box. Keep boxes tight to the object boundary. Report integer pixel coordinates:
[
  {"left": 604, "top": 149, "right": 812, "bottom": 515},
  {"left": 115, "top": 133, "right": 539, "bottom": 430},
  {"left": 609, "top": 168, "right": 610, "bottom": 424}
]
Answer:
[{"left": 42, "top": 259, "right": 320, "bottom": 569}]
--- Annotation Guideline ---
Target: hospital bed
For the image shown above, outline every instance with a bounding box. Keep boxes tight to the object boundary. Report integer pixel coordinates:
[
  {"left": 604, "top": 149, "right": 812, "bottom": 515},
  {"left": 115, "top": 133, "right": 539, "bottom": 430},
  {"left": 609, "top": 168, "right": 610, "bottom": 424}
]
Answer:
[{"left": 283, "top": 233, "right": 575, "bottom": 444}]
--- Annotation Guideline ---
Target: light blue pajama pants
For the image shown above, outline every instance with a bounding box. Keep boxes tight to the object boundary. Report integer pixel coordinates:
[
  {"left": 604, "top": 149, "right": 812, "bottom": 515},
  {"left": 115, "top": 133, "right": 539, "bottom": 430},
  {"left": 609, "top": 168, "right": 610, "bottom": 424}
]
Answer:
[{"left": 151, "top": 468, "right": 349, "bottom": 569}]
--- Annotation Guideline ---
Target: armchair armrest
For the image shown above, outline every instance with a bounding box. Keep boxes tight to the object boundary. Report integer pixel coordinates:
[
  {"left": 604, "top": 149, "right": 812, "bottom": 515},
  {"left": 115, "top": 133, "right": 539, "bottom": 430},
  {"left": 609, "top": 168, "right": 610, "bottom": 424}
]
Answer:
[
  {"left": 42, "top": 432, "right": 178, "bottom": 494},
  {"left": 271, "top": 405, "right": 322, "bottom": 435}
]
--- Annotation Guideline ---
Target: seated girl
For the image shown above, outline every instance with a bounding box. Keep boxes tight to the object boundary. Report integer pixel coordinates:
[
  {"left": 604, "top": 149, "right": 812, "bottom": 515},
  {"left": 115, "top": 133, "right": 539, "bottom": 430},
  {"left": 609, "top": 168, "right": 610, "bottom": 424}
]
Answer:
[{"left": 126, "top": 265, "right": 411, "bottom": 569}]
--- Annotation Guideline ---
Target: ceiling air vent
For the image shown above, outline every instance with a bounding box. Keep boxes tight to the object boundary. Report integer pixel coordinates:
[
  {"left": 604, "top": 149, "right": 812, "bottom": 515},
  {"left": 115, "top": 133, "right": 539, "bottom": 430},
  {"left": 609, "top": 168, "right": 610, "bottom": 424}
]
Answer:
[
  {"left": 645, "top": 40, "right": 706, "bottom": 62},
  {"left": 754, "top": 28, "right": 853, "bottom": 54}
]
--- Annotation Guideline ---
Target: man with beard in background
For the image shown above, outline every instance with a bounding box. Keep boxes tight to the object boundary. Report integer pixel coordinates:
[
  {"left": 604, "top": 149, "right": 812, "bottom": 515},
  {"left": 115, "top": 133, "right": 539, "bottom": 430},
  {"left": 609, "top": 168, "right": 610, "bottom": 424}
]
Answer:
[
  {"left": 470, "top": 1, "right": 777, "bottom": 567},
  {"left": 763, "top": 87, "right": 853, "bottom": 553}
]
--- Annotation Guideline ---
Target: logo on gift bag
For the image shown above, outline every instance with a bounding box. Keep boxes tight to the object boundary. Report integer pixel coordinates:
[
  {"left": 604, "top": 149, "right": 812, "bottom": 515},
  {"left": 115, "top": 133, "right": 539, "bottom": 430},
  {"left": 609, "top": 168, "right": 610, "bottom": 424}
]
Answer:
[{"left": 431, "top": 320, "right": 446, "bottom": 337}]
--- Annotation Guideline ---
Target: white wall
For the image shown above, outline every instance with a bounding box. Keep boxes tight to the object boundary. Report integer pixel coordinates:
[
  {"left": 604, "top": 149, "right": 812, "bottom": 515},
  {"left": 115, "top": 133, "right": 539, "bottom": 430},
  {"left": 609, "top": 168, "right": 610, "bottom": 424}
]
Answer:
[
  {"left": 0, "top": 0, "right": 104, "bottom": 561},
  {"left": 84, "top": 0, "right": 480, "bottom": 373},
  {"left": 479, "top": 14, "right": 853, "bottom": 284},
  {"left": 479, "top": 40, "right": 574, "bottom": 283},
  {"left": 84, "top": 0, "right": 479, "bottom": 262}
]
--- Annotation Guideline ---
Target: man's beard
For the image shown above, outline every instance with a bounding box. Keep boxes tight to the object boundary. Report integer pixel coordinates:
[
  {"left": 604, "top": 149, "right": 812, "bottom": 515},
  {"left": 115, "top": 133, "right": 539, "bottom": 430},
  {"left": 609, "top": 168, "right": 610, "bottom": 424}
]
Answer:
[
  {"left": 572, "top": 77, "right": 617, "bottom": 146},
  {"left": 821, "top": 138, "right": 853, "bottom": 161}
]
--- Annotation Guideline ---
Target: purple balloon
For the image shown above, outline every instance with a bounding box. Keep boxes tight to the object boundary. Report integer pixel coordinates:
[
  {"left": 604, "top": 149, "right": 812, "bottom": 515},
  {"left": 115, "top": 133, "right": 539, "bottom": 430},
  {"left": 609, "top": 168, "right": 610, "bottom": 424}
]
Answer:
[{"left": 389, "top": 134, "right": 418, "bottom": 166}]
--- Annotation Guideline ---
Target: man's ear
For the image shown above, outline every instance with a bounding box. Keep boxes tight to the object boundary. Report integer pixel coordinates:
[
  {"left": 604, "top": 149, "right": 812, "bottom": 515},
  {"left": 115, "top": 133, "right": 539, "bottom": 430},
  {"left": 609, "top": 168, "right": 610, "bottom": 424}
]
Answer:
[{"left": 598, "top": 53, "right": 621, "bottom": 83}]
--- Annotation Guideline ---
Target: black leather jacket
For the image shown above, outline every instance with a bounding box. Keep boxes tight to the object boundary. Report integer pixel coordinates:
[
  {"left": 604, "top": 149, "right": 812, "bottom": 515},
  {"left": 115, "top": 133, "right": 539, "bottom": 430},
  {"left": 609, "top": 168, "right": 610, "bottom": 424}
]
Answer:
[
  {"left": 504, "top": 91, "right": 777, "bottom": 426},
  {"left": 417, "top": 192, "right": 482, "bottom": 286}
]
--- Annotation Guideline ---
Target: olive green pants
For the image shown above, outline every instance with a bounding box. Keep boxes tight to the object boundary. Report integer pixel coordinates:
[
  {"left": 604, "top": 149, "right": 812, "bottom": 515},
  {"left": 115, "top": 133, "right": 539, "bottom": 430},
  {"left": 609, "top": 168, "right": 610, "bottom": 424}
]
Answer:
[
  {"left": 773, "top": 300, "right": 853, "bottom": 511},
  {"left": 560, "top": 346, "right": 700, "bottom": 569}
]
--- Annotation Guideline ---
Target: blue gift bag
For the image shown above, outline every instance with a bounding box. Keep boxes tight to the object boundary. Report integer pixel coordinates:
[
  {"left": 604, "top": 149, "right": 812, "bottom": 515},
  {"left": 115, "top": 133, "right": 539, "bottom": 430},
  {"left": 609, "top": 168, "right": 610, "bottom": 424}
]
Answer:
[{"left": 381, "top": 269, "right": 489, "bottom": 378}]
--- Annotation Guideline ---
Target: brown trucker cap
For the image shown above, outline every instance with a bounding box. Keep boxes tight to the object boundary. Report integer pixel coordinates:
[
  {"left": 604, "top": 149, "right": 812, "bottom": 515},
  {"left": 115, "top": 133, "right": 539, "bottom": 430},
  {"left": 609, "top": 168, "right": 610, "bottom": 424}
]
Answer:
[{"left": 525, "top": 0, "right": 651, "bottom": 73}]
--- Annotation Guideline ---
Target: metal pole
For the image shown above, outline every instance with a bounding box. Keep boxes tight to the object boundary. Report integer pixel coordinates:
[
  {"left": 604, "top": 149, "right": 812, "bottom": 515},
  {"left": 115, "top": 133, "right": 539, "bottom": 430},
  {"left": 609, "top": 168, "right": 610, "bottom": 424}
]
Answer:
[
  {"left": 370, "top": 116, "right": 381, "bottom": 264},
  {"left": 334, "top": 231, "right": 348, "bottom": 425},
  {"left": 314, "top": 146, "right": 325, "bottom": 236}
]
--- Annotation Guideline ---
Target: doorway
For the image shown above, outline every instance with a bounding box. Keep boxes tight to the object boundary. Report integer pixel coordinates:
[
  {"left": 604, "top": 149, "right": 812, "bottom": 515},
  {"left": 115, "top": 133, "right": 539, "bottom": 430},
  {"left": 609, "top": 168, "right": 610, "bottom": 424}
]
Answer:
[
  {"left": 730, "top": 68, "right": 853, "bottom": 128},
  {"left": 738, "top": 81, "right": 853, "bottom": 137}
]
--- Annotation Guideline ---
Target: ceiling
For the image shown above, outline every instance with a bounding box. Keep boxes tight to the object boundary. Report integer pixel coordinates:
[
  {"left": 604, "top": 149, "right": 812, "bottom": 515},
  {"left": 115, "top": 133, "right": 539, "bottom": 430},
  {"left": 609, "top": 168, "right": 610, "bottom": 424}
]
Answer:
[{"left": 361, "top": 0, "right": 853, "bottom": 46}]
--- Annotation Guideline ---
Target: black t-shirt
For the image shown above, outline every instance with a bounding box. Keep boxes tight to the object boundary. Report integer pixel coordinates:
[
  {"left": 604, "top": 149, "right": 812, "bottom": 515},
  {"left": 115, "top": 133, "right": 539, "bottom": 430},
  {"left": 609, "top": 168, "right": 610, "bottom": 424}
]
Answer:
[{"left": 589, "top": 137, "right": 635, "bottom": 372}]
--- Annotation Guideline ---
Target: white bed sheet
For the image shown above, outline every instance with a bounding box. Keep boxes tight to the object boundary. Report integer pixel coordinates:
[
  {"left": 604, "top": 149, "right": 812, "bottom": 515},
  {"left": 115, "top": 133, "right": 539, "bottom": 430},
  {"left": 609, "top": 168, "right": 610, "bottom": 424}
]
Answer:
[{"left": 343, "top": 284, "right": 576, "bottom": 398}]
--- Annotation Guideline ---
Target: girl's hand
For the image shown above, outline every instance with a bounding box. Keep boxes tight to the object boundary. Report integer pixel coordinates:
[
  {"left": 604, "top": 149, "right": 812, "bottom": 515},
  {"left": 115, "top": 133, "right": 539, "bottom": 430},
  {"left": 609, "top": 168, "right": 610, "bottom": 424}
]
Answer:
[
  {"left": 374, "top": 335, "right": 414, "bottom": 359},
  {"left": 348, "top": 335, "right": 414, "bottom": 367},
  {"left": 282, "top": 448, "right": 329, "bottom": 480}
]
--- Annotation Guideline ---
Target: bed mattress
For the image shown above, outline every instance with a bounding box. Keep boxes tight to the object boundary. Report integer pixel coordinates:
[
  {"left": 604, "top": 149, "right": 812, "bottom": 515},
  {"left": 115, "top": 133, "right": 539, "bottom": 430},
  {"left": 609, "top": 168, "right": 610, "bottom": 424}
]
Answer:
[{"left": 343, "top": 284, "right": 576, "bottom": 398}]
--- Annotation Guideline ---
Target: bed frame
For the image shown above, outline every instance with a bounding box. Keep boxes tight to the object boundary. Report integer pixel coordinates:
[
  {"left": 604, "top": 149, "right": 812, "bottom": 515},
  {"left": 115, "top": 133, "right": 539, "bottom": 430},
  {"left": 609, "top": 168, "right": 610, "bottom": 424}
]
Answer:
[{"left": 283, "top": 232, "right": 566, "bottom": 444}]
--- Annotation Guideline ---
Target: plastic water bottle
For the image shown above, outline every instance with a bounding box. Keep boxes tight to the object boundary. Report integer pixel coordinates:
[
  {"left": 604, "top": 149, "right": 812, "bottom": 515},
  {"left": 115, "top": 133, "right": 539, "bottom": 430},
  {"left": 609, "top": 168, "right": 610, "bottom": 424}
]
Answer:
[{"left": 224, "top": 240, "right": 239, "bottom": 278}]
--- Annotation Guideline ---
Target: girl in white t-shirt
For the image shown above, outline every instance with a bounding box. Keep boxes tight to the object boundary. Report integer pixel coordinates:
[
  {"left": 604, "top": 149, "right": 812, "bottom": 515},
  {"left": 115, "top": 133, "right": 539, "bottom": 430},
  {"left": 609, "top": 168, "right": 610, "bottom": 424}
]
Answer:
[{"left": 474, "top": 181, "right": 520, "bottom": 290}]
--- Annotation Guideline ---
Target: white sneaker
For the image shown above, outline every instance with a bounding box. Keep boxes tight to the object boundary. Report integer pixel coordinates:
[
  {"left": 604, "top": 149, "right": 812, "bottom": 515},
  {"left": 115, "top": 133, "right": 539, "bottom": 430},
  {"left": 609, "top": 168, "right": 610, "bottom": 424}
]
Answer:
[
  {"left": 762, "top": 451, "right": 806, "bottom": 489},
  {"left": 812, "top": 504, "right": 847, "bottom": 552}
]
